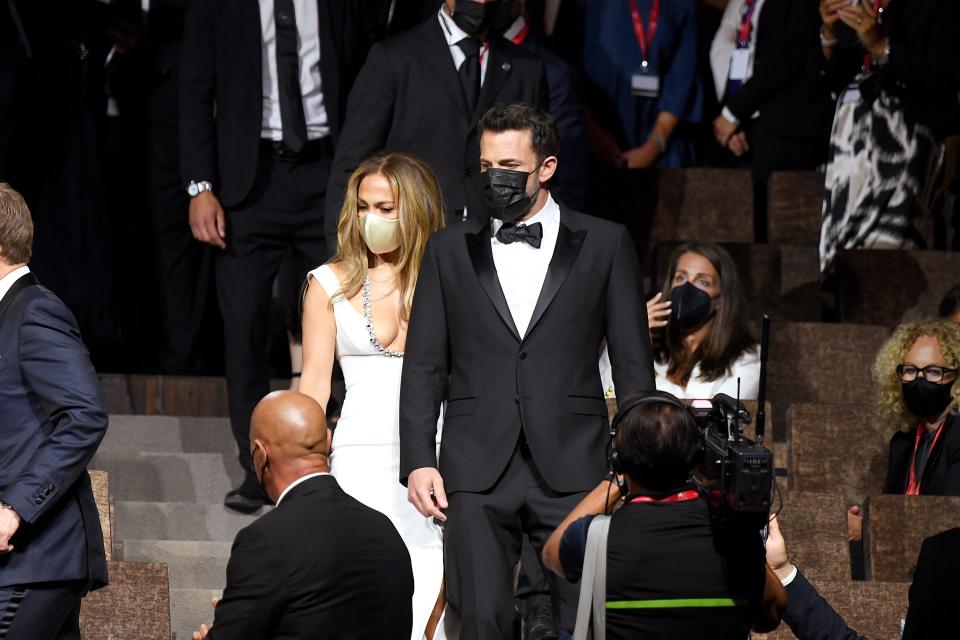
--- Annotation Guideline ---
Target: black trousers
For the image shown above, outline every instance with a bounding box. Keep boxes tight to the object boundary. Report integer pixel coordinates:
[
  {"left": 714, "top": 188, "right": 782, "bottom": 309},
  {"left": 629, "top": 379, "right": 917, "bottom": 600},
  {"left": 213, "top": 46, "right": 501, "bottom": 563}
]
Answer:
[
  {"left": 0, "top": 581, "right": 85, "bottom": 640},
  {"left": 444, "top": 437, "right": 586, "bottom": 639},
  {"left": 219, "top": 144, "right": 330, "bottom": 474}
]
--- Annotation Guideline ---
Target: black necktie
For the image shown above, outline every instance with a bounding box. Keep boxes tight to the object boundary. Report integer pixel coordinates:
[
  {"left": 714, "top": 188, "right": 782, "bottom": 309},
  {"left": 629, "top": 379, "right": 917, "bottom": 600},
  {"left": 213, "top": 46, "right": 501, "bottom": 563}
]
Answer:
[
  {"left": 496, "top": 222, "right": 543, "bottom": 249},
  {"left": 275, "top": 0, "right": 308, "bottom": 153},
  {"left": 456, "top": 37, "right": 482, "bottom": 113}
]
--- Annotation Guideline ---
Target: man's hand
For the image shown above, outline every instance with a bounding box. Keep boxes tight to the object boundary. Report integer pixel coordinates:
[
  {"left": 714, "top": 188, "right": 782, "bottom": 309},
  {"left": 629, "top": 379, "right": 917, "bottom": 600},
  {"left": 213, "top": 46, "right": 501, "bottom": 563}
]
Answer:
[
  {"left": 407, "top": 467, "right": 448, "bottom": 522},
  {"left": 191, "top": 596, "right": 219, "bottom": 640},
  {"left": 765, "top": 515, "right": 794, "bottom": 581},
  {"left": 726, "top": 131, "right": 750, "bottom": 157},
  {"left": 713, "top": 114, "right": 738, "bottom": 148},
  {"left": 189, "top": 191, "right": 227, "bottom": 249},
  {"left": 847, "top": 504, "right": 863, "bottom": 542},
  {"left": 0, "top": 507, "right": 21, "bottom": 554}
]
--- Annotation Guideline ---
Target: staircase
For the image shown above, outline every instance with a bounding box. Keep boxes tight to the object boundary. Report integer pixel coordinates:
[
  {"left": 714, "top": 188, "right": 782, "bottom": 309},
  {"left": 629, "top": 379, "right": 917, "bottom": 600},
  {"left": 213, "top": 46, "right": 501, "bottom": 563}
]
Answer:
[{"left": 92, "top": 413, "right": 268, "bottom": 639}]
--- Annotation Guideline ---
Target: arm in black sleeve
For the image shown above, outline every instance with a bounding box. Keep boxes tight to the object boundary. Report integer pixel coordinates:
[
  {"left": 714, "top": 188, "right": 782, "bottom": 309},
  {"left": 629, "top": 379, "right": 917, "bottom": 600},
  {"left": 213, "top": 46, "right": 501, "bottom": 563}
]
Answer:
[
  {"left": 324, "top": 42, "right": 397, "bottom": 254},
  {"left": 884, "top": 2, "right": 960, "bottom": 99},
  {"left": 1, "top": 295, "right": 108, "bottom": 523},
  {"left": 178, "top": 0, "right": 218, "bottom": 187},
  {"left": 399, "top": 238, "right": 449, "bottom": 484},
  {"left": 782, "top": 570, "right": 869, "bottom": 640},
  {"left": 604, "top": 226, "right": 655, "bottom": 405},
  {"left": 724, "top": 0, "right": 818, "bottom": 121},
  {"left": 208, "top": 526, "right": 284, "bottom": 639},
  {"left": 902, "top": 534, "right": 941, "bottom": 639}
]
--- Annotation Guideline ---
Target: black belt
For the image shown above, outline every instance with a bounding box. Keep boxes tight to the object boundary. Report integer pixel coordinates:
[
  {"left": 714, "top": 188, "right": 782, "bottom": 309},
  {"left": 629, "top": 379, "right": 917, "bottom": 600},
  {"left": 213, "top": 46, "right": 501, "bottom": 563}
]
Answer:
[{"left": 259, "top": 137, "right": 334, "bottom": 162}]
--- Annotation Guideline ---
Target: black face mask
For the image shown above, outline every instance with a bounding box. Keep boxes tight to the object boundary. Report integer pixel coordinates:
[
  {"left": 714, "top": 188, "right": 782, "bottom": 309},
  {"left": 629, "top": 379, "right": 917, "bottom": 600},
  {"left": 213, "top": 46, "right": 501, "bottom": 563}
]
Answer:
[
  {"left": 902, "top": 378, "right": 955, "bottom": 420},
  {"left": 481, "top": 167, "right": 537, "bottom": 222},
  {"left": 669, "top": 282, "right": 716, "bottom": 331},
  {"left": 451, "top": 0, "right": 514, "bottom": 37}
]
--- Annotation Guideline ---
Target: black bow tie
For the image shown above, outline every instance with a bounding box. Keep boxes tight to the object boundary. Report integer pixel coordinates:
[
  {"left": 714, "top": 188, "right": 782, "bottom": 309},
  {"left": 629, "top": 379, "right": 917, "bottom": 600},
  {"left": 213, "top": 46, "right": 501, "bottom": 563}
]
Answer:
[{"left": 496, "top": 222, "right": 543, "bottom": 248}]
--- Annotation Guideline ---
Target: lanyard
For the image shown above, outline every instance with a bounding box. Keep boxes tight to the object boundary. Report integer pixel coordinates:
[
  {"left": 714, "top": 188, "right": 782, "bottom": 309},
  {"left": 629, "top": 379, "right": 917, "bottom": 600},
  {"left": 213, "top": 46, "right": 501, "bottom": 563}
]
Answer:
[
  {"left": 862, "top": 0, "right": 882, "bottom": 70},
  {"left": 629, "top": 0, "right": 660, "bottom": 65},
  {"left": 906, "top": 418, "right": 947, "bottom": 496},
  {"left": 737, "top": 0, "right": 759, "bottom": 47},
  {"left": 630, "top": 490, "right": 700, "bottom": 504},
  {"left": 511, "top": 24, "right": 530, "bottom": 45}
]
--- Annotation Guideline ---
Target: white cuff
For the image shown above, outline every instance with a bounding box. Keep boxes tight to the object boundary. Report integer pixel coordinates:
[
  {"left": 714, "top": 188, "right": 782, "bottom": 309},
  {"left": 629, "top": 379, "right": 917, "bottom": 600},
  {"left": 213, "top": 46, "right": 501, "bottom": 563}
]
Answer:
[
  {"left": 779, "top": 565, "right": 798, "bottom": 587},
  {"left": 721, "top": 106, "right": 739, "bottom": 127}
]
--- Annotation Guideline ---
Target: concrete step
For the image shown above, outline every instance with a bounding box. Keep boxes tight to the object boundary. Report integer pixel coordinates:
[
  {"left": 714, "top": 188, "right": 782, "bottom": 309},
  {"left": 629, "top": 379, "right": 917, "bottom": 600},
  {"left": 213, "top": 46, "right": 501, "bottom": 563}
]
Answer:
[
  {"left": 123, "top": 540, "right": 232, "bottom": 590},
  {"left": 171, "top": 588, "right": 223, "bottom": 640},
  {"left": 100, "top": 415, "right": 237, "bottom": 456},
  {"left": 91, "top": 451, "right": 245, "bottom": 504},
  {"left": 115, "top": 501, "right": 267, "bottom": 542}
]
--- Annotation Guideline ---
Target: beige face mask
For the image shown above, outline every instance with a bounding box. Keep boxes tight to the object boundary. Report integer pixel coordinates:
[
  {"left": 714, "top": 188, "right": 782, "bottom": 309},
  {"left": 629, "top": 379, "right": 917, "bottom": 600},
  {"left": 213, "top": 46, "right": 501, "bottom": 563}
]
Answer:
[{"left": 360, "top": 213, "right": 401, "bottom": 255}]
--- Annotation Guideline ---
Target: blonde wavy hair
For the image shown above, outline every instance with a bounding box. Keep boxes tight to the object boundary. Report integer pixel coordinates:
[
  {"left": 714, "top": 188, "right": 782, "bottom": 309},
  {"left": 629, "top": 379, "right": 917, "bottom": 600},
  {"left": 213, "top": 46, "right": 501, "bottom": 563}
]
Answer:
[
  {"left": 872, "top": 318, "right": 960, "bottom": 431},
  {"left": 329, "top": 153, "right": 445, "bottom": 322}
]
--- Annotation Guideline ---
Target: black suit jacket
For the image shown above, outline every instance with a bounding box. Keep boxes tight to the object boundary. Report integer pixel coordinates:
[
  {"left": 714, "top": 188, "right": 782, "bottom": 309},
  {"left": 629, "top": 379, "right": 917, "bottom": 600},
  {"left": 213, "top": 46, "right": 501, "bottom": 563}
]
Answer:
[
  {"left": 209, "top": 474, "right": 413, "bottom": 639},
  {"left": 179, "top": 0, "right": 378, "bottom": 208},
  {"left": 723, "top": 0, "right": 834, "bottom": 145},
  {"left": 883, "top": 415, "right": 960, "bottom": 495},
  {"left": 0, "top": 273, "right": 108, "bottom": 590},
  {"left": 399, "top": 206, "right": 654, "bottom": 495},
  {"left": 782, "top": 570, "right": 869, "bottom": 640},
  {"left": 903, "top": 527, "right": 960, "bottom": 639},
  {"left": 324, "top": 15, "right": 548, "bottom": 251}
]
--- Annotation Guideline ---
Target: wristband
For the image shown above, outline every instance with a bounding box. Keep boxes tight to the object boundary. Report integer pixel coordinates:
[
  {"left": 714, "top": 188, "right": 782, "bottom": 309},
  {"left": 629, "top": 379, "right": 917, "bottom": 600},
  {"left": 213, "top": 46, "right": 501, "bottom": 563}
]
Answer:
[{"left": 819, "top": 25, "right": 838, "bottom": 47}]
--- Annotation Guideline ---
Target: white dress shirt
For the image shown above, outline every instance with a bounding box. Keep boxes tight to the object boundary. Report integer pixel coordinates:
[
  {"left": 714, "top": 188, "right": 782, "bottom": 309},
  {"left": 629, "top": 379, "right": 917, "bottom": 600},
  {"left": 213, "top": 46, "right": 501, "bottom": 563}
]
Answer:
[
  {"left": 258, "top": 0, "right": 330, "bottom": 141},
  {"left": 0, "top": 265, "right": 30, "bottom": 303},
  {"left": 275, "top": 471, "right": 331, "bottom": 506},
  {"left": 490, "top": 194, "right": 560, "bottom": 338},
  {"left": 709, "top": 0, "right": 765, "bottom": 124},
  {"left": 438, "top": 7, "right": 490, "bottom": 85}
]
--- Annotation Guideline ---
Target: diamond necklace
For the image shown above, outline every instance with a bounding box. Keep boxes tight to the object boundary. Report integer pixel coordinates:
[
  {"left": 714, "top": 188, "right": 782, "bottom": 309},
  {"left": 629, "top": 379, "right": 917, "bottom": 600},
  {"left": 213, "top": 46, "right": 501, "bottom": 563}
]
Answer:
[{"left": 363, "top": 276, "right": 403, "bottom": 358}]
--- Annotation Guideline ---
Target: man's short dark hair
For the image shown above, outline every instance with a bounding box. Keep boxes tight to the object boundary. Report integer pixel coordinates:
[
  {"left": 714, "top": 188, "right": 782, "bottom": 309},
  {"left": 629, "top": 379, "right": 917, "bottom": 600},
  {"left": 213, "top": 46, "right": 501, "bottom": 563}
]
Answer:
[
  {"left": 615, "top": 392, "right": 703, "bottom": 492},
  {"left": 479, "top": 103, "right": 560, "bottom": 161}
]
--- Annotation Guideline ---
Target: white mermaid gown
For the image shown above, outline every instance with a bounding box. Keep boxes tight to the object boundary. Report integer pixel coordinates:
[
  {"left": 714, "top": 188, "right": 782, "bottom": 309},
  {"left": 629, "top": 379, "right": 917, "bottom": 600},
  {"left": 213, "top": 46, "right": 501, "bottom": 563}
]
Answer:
[{"left": 310, "top": 265, "right": 451, "bottom": 640}]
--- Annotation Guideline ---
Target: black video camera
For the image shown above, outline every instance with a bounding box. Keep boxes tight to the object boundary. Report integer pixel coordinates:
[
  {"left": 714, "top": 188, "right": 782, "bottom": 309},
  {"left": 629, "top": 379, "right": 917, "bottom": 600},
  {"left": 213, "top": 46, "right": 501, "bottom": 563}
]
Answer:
[{"left": 690, "top": 394, "right": 773, "bottom": 530}]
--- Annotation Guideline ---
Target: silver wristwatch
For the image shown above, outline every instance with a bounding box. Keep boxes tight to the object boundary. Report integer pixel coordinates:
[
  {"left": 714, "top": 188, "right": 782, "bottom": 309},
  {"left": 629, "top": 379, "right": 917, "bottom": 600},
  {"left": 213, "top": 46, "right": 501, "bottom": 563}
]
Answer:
[{"left": 187, "top": 180, "right": 214, "bottom": 197}]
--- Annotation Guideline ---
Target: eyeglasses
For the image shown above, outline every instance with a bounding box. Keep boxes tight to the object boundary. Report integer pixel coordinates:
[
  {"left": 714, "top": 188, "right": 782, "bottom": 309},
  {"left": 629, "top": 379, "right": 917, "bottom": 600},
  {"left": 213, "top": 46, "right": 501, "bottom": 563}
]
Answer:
[{"left": 897, "top": 364, "right": 958, "bottom": 384}]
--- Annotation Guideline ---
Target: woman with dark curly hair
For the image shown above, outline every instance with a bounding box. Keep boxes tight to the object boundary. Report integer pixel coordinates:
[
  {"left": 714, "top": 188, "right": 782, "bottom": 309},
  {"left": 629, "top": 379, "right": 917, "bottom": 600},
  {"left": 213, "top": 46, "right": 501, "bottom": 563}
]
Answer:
[{"left": 872, "top": 318, "right": 960, "bottom": 495}]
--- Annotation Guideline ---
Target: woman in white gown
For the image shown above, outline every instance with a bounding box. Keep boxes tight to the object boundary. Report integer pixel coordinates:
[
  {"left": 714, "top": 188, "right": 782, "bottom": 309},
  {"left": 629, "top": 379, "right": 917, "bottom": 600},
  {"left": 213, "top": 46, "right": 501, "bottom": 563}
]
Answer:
[{"left": 299, "top": 153, "right": 451, "bottom": 640}]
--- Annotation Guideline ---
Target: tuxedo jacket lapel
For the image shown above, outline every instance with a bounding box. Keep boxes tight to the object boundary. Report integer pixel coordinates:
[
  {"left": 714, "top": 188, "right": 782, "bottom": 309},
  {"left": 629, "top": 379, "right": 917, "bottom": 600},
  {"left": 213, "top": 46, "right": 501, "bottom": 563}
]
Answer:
[
  {"left": 423, "top": 19, "right": 472, "bottom": 122},
  {"left": 475, "top": 37, "right": 512, "bottom": 122},
  {"left": 465, "top": 229, "right": 521, "bottom": 341},
  {"left": 525, "top": 218, "right": 585, "bottom": 340}
]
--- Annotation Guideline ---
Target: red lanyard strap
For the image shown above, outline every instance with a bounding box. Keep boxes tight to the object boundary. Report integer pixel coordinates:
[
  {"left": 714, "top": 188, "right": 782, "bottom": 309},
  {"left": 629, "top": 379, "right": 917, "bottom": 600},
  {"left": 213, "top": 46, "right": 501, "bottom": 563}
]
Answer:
[
  {"left": 906, "top": 418, "right": 947, "bottom": 496},
  {"left": 629, "top": 0, "right": 660, "bottom": 64},
  {"left": 737, "top": 0, "right": 759, "bottom": 47},
  {"left": 511, "top": 24, "right": 529, "bottom": 45},
  {"left": 630, "top": 490, "right": 700, "bottom": 504}
]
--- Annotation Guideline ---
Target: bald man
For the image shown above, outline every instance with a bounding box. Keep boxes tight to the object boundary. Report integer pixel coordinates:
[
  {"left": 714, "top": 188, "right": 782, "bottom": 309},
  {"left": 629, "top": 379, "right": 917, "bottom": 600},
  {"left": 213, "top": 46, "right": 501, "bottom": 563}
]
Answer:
[{"left": 193, "top": 391, "right": 414, "bottom": 640}]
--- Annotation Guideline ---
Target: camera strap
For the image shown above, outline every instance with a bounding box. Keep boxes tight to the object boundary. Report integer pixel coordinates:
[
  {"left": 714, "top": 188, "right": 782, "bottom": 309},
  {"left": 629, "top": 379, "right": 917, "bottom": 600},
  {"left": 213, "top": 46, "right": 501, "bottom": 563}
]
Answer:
[{"left": 573, "top": 515, "right": 612, "bottom": 640}]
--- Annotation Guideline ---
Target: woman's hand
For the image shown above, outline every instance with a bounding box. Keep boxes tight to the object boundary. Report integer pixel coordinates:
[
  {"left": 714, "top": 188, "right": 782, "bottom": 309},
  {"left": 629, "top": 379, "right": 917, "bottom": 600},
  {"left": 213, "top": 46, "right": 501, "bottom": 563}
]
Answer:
[
  {"left": 819, "top": 0, "right": 847, "bottom": 31},
  {"left": 621, "top": 140, "right": 662, "bottom": 169},
  {"left": 646, "top": 292, "right": 671, "bottom": 341},
  {"left": 838, "top": 0, "right": 884, "bottom": 56}
]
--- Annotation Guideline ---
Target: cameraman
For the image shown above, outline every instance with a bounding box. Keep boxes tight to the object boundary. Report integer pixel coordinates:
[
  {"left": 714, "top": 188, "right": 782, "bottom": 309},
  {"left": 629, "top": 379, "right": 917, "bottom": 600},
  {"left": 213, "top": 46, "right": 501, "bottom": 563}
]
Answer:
[{"left": 542, "top": 391, "right": 785, "bottom": 639}]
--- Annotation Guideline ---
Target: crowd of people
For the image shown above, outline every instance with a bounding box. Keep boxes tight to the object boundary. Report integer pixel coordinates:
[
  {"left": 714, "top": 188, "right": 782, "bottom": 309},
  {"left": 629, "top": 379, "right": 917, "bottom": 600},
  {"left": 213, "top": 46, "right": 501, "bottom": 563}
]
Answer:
[{"left": 1, "top": 0, "right": 960, "bottom": 638}]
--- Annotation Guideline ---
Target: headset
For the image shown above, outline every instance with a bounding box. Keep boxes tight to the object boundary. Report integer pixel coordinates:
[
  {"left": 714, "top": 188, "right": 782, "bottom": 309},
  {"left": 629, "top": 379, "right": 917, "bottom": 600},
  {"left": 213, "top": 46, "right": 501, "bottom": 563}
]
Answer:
[{"left": 606, "top": 391, "right": 699, "bottom": 501}]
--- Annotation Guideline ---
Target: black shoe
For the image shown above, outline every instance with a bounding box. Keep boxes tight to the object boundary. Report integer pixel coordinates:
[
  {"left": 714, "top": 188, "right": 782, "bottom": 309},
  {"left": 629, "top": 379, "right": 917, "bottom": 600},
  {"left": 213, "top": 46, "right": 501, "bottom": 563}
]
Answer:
[
  {"left": 223, "top": 473, "right": 270, "bottom": 513},
  {"left": 524, "top": 605, "right": 559, "bottom": 640}
]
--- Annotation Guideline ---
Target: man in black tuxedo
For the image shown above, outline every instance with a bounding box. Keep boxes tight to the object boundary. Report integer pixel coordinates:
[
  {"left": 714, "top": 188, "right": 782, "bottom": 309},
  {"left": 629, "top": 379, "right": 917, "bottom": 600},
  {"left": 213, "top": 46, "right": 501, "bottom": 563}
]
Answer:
[
  {"left": 0, "top": 184, "right": 108, "bottom": 639},
  {"left": 192, "top": 390, "right": 413, "bottom": 640},
  {"left": 400, "top": 104, "right": 654, "bottom": 639},
  {"left": 324, "top": 0, "right": 548, "bottom": 253},
  {"left": 179, "top": 0, "right": 378, "bottom": 511}
]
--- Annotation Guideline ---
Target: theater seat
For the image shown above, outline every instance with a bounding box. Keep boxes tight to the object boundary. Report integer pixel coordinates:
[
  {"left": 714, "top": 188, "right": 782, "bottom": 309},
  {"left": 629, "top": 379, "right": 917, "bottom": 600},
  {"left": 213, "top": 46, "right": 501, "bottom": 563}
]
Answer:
[
  {"left": 767, "top": 323, "right": 889, "bottom": 441},
  {"left": 80, "top": 561, "right": 172, "bottom": 639},
  {"left": 788, "top": 404, "right": 888, "bottom": 504},
  {"left": 89, "top": 469, "right": 113, "bottom": 561},
  {"left": 775, "top": 492, "right": 849, "bottom": 581},
  {"left": 835, "top": 250, "right": 960, "bottom": 327},
  {"left": 756, "top": 579, "right": 908, "bottom": 640},
  {"left": 767, "top": 171, "right": 824, "bottom": 247},
  {"left": 864, "top": 494, "right": 960, "bottom": 582}
]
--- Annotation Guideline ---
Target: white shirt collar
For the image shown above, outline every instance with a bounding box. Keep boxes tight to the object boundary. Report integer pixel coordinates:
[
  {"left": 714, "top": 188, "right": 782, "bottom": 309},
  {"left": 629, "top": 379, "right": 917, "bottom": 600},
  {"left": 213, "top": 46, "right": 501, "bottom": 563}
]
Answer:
[
  {"left": 438, "top": 6, "right": 470, "bottom": 46},
  {"left": 0, "top": 265, "right": 31, "bottom": 304},
  {"left": 491, "top": 192, "right": 560, "bottom": 237},
  {"left": 276, "top": 471, "right": 331, "bottom": 506}
]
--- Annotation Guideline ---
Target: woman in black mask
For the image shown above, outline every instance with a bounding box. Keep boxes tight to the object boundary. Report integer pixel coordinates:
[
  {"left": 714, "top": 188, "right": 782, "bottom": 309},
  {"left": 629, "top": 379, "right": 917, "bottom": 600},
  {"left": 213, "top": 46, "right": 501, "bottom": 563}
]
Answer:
[
  {"left": 645, "top": 242, "right": 757, "bottom": 399},
  {"left": 873, "top": 319, "right": 960, "bottom": 496}
]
